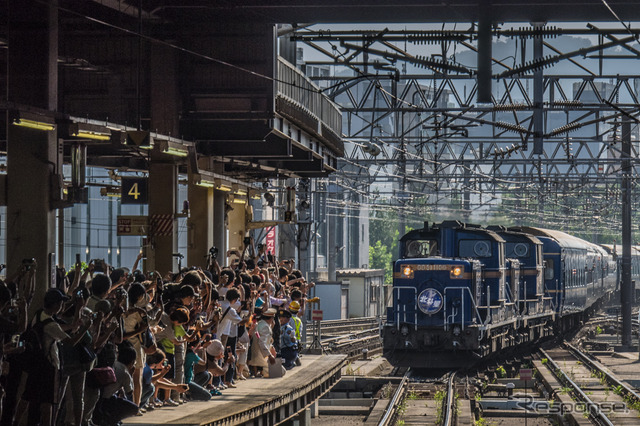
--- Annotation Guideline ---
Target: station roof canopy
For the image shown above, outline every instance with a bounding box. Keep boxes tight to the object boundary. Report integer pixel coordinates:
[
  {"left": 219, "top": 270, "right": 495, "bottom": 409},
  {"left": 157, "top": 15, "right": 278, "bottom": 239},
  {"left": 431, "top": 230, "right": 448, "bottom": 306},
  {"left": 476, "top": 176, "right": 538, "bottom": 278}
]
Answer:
[{"left": 128, "top": 0, "right": 640, "bottom": 23}]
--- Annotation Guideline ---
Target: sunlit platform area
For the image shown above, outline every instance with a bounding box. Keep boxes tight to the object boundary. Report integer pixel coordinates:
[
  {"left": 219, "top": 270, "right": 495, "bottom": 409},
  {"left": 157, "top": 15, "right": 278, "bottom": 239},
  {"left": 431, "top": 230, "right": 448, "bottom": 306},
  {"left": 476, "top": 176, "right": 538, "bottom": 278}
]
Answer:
[{"left": 123, "top": 354, "right": 346, "bottom": 426}]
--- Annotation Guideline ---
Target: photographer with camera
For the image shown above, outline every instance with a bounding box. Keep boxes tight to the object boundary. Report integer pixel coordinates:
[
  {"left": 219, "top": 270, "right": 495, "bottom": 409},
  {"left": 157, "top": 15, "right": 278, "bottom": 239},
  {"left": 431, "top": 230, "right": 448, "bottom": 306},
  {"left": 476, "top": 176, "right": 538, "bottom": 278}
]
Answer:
[
  {"left": 0, "top": 268, "right": 29, "bottom": 425},
  {"left": 13, "top": 286, "right": 94, "bottom": 426},
  {"left": 122, "top": 283, "right": 151, "bottom": 408},
  {"left": 217, "top": 289, "right": 245, "bottom": 389},
  {"left": 154, "top": 307, "right": 190, "bottom": 406}
]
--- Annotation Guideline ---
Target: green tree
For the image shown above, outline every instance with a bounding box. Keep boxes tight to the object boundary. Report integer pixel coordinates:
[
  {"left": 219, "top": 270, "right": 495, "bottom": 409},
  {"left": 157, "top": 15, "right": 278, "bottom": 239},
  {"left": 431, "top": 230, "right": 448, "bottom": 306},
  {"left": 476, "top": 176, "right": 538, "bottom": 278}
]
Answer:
[{"left": 369, "top": 240, "right": 393, "bottom": 284}]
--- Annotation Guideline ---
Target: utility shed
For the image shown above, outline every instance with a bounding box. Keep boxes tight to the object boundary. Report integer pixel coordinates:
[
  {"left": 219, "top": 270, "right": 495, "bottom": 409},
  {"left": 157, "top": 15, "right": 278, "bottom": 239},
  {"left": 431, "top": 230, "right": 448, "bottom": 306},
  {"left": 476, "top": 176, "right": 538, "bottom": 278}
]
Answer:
[
  {"left": 336, "top": 269, "right": 385, "bottom": 318},
  {"left": 312, "top": 281, "right": 348, "bottom": 320}
]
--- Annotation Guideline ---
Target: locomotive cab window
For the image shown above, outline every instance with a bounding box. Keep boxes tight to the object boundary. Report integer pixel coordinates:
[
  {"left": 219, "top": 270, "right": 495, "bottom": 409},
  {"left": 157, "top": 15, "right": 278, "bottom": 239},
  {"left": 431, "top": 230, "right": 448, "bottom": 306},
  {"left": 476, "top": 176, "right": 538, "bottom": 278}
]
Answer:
[
  {"left": 506, "top": 242, "right": 529, "bottom": 258},
  {"left": 405, "top": 240, "right": 438, "bottom": 258},
  {"left": 459, "top": 239, "right": 492, "bottom": 258}
]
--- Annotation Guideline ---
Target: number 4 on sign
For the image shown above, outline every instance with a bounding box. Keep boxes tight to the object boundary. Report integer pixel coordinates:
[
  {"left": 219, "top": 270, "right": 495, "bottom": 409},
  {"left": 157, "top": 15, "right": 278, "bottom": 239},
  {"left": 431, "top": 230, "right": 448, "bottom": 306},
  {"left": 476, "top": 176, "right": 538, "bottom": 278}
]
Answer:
[{"left": 128, "top": 183, "right": 140, "bottom": 200}]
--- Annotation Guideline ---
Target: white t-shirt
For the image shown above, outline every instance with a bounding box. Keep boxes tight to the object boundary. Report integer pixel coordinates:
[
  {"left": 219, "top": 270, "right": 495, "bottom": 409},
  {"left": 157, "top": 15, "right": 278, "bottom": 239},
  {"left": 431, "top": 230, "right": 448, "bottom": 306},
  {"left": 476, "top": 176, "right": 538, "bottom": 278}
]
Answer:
[{"left": 217, "top": 300, "right": 242, "bottom": 337}]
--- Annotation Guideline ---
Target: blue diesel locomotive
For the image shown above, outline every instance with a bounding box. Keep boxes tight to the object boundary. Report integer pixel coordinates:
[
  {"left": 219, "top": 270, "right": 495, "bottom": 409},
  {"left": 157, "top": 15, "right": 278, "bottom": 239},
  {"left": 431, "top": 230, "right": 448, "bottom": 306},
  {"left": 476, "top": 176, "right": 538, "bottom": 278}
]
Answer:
[{"left": 383, "top": 221, "right": 617, "bottom": 368}]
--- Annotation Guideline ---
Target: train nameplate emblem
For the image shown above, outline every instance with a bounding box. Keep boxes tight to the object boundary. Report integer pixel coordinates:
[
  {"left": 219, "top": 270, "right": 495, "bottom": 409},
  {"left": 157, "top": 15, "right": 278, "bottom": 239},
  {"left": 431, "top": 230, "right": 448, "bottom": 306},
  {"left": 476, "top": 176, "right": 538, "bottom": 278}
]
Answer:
[{"left": 418, "top": 288, "right": 443, "bottom": 315}]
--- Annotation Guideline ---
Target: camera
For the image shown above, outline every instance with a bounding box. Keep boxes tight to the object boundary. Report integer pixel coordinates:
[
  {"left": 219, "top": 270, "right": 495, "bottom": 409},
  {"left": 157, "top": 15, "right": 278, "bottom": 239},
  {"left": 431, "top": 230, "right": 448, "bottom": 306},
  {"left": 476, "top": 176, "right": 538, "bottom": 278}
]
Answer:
[
  {"left": 209, "top": 246, "right": 219, "bottom": 260},
  {"left": 243, "top": 236, "right": 251, "bottom": 246},
  {"left": 22, "top": 258, "right": 35, "bottom": 271}
]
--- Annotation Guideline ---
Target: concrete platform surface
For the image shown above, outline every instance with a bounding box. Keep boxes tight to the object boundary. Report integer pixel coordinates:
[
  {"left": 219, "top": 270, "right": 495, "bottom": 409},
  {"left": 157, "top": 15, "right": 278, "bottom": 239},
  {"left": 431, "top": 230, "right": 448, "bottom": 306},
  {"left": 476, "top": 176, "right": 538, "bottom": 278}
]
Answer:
[
  {"left": 584, "top": 333, "right": 640, "bottom": 391},
  {"left": 123, "top": 354, "right": 346, "bottom": 426}
]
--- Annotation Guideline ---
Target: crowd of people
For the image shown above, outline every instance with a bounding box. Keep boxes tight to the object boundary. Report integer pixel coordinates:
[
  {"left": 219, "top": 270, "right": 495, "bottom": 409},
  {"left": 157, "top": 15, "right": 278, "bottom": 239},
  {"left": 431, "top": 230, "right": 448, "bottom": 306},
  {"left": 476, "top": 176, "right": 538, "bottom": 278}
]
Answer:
[{"left": 0, "top": 241, "right": 317, "bottom": 426}]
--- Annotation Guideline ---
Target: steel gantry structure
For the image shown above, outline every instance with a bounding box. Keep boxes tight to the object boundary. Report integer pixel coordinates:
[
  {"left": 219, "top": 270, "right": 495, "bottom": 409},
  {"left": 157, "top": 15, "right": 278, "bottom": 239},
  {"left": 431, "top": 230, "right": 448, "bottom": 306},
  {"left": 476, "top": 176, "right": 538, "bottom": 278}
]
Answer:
[{"left": 291, "top": 23, "right": 640, "bottom": 235}]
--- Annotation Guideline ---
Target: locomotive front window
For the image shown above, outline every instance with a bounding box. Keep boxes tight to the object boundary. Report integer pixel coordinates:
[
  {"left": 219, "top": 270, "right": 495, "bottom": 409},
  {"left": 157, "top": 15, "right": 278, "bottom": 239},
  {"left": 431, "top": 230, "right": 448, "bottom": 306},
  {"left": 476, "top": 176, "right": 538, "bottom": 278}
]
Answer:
[
  {"left": 506, "top": 242, "right": 530, "bottom": 258},
  {"left": 459, "top": 239, "right": 492, "bottom": 258},
  {"left": 405, "top": 240, "right": 438, "bottom": 257}
]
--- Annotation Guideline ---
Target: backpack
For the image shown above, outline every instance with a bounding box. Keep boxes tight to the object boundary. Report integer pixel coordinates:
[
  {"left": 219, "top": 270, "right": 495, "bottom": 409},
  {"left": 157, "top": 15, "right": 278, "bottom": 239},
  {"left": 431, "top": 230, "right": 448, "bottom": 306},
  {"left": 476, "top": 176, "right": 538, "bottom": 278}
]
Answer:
[{"left": 22, "top": 309, "right": 56, "bottom": 369}]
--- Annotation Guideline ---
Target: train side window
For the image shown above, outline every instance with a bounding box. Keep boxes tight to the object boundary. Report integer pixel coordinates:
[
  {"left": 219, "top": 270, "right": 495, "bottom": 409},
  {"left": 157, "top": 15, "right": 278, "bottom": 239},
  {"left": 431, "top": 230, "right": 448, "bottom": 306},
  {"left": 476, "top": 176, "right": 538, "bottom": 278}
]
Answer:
[{"left": 544, "top": 259, "right": 554, "bottom": 280}]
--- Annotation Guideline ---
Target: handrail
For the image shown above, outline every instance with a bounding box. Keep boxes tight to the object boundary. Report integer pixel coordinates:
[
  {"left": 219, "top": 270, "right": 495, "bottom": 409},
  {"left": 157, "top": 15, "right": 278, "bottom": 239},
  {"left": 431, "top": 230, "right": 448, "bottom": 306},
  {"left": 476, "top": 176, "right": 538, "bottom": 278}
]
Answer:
[
  {"left": 276, "top": 58, "right": 342, "bottom": 141},
  {"left": 444, "top": 287, "right": 485, "bottom": 328},
  {"left": 393, "top": 286, "right": 417, "bottom": 329}
]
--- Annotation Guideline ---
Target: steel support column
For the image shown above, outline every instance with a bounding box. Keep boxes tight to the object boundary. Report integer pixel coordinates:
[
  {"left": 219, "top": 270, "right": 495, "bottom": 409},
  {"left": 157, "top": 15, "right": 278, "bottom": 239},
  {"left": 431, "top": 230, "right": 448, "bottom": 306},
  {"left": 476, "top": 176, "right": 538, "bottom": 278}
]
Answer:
[
  {"left": 227, "top": 197, "right": 247, "bottom": 254},
  {"left": 6, "top": 0, "right": 59, "bottom": 304},
  {"left": 148, "top": 162, "right": 177, "bottom": 275},
  {"left": 533, "top": 22, "right": 545, "bottom": 154},
  {"left": 621, "top": 119, "right": 632, "bottom": 348},
  {"left": 213, "top": 190, "right": 227, "bottom": 258},
  {"left": 477, "top": 0, "right": 492, "bottom": 103},
  {"left": 187, "top": 182, "right": 214, "bottom": 269},
  {"left": 327, "top": 183, "right": 337, "bottom": 282}
]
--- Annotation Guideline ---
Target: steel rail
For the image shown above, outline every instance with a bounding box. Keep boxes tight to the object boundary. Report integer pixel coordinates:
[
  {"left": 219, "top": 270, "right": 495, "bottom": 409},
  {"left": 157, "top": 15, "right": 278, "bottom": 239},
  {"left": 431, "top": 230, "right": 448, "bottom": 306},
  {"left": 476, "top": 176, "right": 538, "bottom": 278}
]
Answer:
[
  {"left": 378, "top": 370, "right": 411, "bottom": 426},
  {"left": 443, "top": 371, "right": 458, "bottom": 426},
  {"left": 540, "top": 348, "right": 614, "bottom": 426}
]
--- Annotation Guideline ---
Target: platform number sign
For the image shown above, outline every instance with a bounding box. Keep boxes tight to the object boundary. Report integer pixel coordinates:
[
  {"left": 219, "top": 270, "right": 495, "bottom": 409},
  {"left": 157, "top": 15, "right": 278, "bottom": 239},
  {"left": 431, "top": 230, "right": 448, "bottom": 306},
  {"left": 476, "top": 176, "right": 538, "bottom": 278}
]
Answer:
[{"left": 121, "top": 177, "right": 148, "bottom": 204}]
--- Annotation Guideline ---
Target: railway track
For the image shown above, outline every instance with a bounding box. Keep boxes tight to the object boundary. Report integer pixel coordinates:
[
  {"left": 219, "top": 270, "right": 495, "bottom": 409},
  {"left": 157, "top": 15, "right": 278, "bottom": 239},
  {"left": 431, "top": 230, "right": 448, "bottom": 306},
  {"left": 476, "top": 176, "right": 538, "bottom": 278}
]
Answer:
[
  {"left": 308, "top": 316, "right": 382, "bottom": 361},
  {"left": 538, "top": 343, "right": 640, "bottom": 425},
  {"left": 374, "top": 370, "right": 469, "bottom": 426},
  {"left": 309, "top": 316, "right": 381, "bottom": 336}
]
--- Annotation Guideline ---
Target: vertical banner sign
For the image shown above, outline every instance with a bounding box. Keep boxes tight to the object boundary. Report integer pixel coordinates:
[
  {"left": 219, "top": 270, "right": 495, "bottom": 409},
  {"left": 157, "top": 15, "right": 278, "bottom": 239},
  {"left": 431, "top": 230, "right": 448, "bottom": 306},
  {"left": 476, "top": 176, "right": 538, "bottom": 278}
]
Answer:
[{"left": 265, "top": 227, "right": 276, "bottom": 255}]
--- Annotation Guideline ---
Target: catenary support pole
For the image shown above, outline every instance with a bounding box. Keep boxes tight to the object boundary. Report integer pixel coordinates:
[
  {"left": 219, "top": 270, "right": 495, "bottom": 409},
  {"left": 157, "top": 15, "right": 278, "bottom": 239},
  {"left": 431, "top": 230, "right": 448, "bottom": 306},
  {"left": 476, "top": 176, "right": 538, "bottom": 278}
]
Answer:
[{"left": 621, "top": 118, "right": 632, "bottom": 348}]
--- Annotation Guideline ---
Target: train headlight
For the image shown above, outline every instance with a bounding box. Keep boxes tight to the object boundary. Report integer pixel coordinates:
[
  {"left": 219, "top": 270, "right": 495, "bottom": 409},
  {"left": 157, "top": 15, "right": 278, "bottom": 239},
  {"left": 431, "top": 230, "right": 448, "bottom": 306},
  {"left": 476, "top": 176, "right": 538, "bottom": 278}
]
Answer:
[
  {"left": 451, "top": 266, "right": 463, "bottom": 277},
  {"left": 402, "top": 266, "right": 413, "bottom": 277},
  {"left": 400, "top": 325, "right": 409, "bottom": 336}
]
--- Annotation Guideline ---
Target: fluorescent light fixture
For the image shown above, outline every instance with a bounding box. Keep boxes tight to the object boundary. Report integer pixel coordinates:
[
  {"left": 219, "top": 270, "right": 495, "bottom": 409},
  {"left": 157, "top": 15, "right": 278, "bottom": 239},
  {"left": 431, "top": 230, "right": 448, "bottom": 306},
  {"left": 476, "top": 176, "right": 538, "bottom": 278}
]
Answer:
[
  {"left": 197, "top": 180, "right": 216, "bottom": 188},
  {"left": 13, "top": 118, "right": 55, "bottom": 131},
  {"left": 157, "top": 139, "right": 189, "bottom": 157},
  {"left": 165, "top": 147, "right": 188, "bottom": 157},
  {"left": 232, "top": 196, "right": 247, "bottom": 204},
  {"left": 214, "top": 178, "right": 232, "bottom": 191},
  {"left": 248, "top": 189, "right": 262, "bottom": 200},
  {"left": 74, "top": 131, "right": 111, "bottom": 141},
  {"left": 69, "top": 122, "right": 111, "bottom": 141},
  {"left": 235, "top": 189, "right": 248, "bottom": 196}
]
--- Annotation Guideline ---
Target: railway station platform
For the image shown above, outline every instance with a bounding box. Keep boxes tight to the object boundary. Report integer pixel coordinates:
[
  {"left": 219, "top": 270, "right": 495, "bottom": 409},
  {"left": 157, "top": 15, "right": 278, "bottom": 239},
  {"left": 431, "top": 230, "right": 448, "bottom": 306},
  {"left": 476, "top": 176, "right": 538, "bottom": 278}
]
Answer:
[
  {"left": 581, "top": 333, "right": 640, "bottom": 390},
  {"left": 123, "top": 354, "right": 346, "bottom": 426}
]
